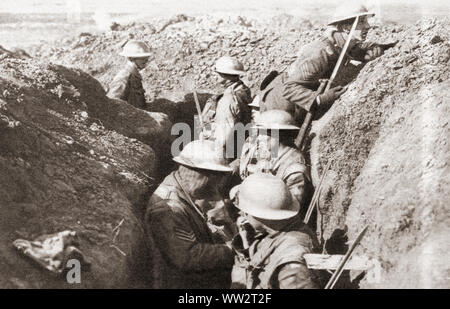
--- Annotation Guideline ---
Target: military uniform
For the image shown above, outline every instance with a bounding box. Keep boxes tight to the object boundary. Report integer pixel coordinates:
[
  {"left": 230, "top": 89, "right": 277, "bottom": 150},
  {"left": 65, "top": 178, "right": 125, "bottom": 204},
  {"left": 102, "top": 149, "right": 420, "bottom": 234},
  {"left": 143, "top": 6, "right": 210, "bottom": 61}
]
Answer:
[
  {"left": 239, "top": 138, "right": 311, "bottom": 208},
  {"left": 107, "top": 61, "right": 146, "bottom": 109},
  {"left": 145, "top": 171, "right": 234, "bottom": 289},
  {"left": 261, "top": 30, "right": 379, "bottom": 121},
  {"left": 231, "top": 221, "right": 319, "bottom": 289},
  {"left": 201, "top": 80, "right": 252, "bottom": 160}
]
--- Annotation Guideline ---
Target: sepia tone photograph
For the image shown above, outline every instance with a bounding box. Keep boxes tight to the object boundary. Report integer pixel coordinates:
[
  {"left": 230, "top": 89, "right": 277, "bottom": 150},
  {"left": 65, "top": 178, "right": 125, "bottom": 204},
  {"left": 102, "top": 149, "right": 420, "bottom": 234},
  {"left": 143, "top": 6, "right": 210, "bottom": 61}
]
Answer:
[{"left": 0, "top": 0, "right": 448, "bottom": 294}]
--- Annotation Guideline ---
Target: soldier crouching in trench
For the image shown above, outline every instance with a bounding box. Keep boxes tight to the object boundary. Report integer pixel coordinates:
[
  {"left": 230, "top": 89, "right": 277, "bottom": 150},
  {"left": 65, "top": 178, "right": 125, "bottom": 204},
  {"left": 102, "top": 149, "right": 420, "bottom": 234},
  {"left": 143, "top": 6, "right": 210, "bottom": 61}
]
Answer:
[
  {"left": 230, "top": 173, "right": 320, "bottom": 289},
  {"left": 145, "top": 140, "right": 237, "bottom": 289},
  {"left": 107, "top": 40, "right": 152, "bottom": 110}
]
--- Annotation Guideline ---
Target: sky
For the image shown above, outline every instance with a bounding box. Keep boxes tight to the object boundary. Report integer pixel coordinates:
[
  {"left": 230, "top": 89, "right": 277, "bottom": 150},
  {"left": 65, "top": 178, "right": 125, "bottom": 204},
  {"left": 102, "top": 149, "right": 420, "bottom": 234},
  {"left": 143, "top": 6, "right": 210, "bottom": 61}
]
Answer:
[{"left": 0, "top": 0, "right": 448, "bottom": 17}]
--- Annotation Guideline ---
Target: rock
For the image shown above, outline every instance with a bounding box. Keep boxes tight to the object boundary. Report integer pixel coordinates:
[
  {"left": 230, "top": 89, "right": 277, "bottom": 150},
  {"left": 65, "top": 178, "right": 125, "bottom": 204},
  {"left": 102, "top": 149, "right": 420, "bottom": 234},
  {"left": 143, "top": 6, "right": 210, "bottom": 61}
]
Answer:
[
  {"left": 110, "top": 22, "right": 121, "bottom": 31},
  {"left": 430, "top": 35, "right": 443, "bottom": 44}
]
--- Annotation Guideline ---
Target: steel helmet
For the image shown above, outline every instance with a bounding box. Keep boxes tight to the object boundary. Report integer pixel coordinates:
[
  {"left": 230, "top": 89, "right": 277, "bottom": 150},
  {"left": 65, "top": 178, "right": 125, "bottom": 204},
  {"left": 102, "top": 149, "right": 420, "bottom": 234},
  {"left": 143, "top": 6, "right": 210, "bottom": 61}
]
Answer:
[
  {"left": 173, "top": 140, "right": 232, "bottom": 172},
  {"left": 233, "top": 173, "right": 300, "bottom": 220},
  {"left": 120, "top": 40, "right": 152, "bottom": 58},
  {"left": 215, "top": 56, "right": 246, "bottom": 76},
  {"left": 254, "top": 110, "right": 300, "bottom": 130},
  {"left": 328, "top": 3, "right": 375, "bottom": 26}
]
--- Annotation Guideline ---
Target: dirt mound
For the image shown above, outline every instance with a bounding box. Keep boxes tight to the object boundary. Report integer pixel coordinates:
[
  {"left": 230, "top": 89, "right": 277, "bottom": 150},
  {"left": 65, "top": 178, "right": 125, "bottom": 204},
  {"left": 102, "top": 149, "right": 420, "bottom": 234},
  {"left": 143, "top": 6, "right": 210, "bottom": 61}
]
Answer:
[
  {"left": 310, "top": 18, "right": 449, "bottom": 288},
  {"left": 30, "top": 15, "right": 325, "bottom": 104},
  {"left": 0, "top": 56, "right": 173, "bottom": 288}
]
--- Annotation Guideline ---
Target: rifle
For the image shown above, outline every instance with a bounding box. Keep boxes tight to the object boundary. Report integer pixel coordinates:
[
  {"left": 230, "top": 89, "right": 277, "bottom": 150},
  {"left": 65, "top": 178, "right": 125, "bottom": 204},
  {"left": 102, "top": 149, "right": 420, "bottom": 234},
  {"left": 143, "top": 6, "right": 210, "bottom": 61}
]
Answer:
[
  {"left": 294, "top": 80, "right": 327, "bottom": 149},
  {"left": 193, "top": 90, "right": 205, "bottom": 137},
  {"left": 379, "top": 41, "right": 399, "bottom": 51},
  {"left": 303, "top": 160, "right": 331, "bottom": 225},
  {"left": 294, "top": 15, "right": 360, "bottom": 150},
  {"left": 324, "top": 226, "right": 369, "bottom": 289}
]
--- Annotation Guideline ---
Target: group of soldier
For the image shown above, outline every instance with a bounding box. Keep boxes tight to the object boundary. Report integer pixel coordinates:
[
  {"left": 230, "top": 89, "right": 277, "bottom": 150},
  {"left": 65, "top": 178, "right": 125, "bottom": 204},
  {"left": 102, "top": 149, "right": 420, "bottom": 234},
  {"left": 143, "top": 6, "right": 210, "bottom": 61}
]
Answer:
[{"left": 107, "top": 4, "right": 388, "bottom": 289}]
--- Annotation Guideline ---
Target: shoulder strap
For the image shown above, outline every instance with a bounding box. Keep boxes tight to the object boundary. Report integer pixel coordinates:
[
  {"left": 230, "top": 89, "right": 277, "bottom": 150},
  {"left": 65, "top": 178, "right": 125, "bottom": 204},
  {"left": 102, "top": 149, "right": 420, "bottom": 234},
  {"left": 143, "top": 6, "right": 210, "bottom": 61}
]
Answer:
[{"left": 173, "top": 173, "right": 207, "bottom": 221}]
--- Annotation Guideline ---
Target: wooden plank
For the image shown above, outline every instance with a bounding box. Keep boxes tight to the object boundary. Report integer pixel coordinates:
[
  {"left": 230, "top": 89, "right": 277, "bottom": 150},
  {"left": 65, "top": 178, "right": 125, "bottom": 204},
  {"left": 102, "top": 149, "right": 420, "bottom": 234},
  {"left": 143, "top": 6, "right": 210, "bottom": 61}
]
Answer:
[{"left": 304, "top": 254, "right": 371, "bottom": 271}]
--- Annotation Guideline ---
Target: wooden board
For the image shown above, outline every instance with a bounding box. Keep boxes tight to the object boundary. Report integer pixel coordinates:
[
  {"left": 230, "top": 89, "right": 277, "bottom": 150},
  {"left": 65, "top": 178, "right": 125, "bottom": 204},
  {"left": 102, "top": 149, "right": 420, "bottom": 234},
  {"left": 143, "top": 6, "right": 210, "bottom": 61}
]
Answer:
[{"left": 304, "top": 254, "right": 371, "bottom": 271}]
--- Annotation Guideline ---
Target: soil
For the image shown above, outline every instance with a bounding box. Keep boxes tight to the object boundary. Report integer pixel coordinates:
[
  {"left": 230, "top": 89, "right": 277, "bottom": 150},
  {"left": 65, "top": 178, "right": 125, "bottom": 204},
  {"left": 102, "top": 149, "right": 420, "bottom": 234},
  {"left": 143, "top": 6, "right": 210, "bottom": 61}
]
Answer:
[
  {"left": 1, "top": 14, "right": 449, "bottom": 288},
  {"left": 0, "top": 55, "right": 171, "bottom": 288},
  {"left": 310, "top": 18, "right": 449, "bottom": 288}
]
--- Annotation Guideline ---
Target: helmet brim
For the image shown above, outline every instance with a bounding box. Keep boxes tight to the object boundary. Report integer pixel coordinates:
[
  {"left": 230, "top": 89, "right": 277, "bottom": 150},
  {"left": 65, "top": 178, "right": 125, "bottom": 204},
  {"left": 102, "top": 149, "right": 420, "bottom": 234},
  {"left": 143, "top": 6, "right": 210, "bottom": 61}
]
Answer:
[
  {"left": 237, "top": 197, "right": 300, "bottom": 220},
  {"left": 173, "top": 156, "right": 232, "bottom": 172},
  {"left": 328, "top": 12, "right": 375, "bottom": 26},
  {"left": 253, "top": 124, "right": 300, "bottom": 130},
  {"left": 215, "top": 69, "right": 247, "bottom": 76},
  {"left": 120, "top": 52, "right": 152, "bottom": 58}
]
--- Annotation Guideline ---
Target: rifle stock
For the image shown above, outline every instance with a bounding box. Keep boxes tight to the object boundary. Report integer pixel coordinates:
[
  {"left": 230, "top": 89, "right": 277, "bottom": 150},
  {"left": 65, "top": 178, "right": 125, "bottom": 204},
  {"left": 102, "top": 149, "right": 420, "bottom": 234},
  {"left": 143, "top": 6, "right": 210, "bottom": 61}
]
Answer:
[
  {"left": 294, "top": 16, "right": 360, "bottom": 150},
  {"left": 294, "top": 80, "right": 327, "bottom": 150}
]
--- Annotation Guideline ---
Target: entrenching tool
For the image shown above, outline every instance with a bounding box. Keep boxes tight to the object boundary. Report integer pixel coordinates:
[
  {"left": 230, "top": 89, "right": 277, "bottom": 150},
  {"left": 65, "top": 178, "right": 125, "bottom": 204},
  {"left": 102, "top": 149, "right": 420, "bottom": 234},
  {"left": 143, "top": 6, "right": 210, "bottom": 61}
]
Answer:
[
  {"left": 324, "top": 225, "right": 369, "bottom": 289},
  {"left": 294, "top": 79, "right": 327, "bottom": 150},
  {"left": 294, "top": 15, "right": 360, "bottom": 151}
]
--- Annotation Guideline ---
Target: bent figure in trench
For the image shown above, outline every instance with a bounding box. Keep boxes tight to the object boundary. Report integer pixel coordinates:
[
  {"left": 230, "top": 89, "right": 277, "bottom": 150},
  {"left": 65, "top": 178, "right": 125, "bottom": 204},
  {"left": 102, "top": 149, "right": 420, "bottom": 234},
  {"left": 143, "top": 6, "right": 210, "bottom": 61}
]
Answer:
[
  {"left": 260, "top": 4, "right": 387, "bottom": 125},
  {"left": 145, "top": 140, "right": 236, "bottom": 289}
]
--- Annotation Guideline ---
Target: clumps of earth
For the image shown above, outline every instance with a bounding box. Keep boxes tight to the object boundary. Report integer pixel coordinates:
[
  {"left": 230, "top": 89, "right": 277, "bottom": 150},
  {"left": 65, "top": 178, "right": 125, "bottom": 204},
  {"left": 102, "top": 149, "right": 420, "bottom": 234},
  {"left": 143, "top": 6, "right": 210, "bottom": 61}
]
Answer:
[{"left": 1, "top": 14, "right": 449, "bottom": 288}]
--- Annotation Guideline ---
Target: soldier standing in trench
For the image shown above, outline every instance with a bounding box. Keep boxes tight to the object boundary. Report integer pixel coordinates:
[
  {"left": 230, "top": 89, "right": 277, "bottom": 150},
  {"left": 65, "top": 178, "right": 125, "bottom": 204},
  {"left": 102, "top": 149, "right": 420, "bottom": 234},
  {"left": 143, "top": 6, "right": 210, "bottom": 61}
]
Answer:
[
  {"left": 107, "top": 40, "right": 151, "bottom": 110},
  {"left": 200, "top": 56, "right": 252, "bottom": 162},
  {"left": 145, "top": 140, "right": 236, "bottom": 289},
  {"left": 260, "top": 4, "right": 386, "bottom": 124}
]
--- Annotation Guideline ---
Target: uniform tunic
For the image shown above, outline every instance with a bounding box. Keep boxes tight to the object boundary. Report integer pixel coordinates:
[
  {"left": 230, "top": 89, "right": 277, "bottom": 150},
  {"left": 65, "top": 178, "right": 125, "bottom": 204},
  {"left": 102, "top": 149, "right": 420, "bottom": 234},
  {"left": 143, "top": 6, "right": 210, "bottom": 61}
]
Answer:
[
  {"left": 145, "top": 172, "right": 234, "bottom": 289},
  {"left": 107, "top": 61, "right": 147, "bottom": 109},
  {"left": 239, "top": 139, "right": 311, "bottom": 208},
  {"left": 261, "top": 30, "right": 379, "bottom": 121},
  {"left": 201, "top": 80, "right": 252, "bottom": 160},
  {"left": 231, "top": 222, "right": 319, "bottom": 289}
]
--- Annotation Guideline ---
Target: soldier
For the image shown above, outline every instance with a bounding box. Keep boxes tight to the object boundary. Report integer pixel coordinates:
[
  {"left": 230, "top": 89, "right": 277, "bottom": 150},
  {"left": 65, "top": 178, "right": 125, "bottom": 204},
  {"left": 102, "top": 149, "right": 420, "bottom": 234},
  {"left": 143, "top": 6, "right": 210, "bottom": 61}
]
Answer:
[
  {"left": 200, "top": 56, "right": 252, "bottom": 161},
  {"left": 238, "top": 110, "right": 311, "bottom": 212},
  {"left": 145, "top": 140, "right": 235, "bottom": 289},
  {"left": 107, "top": 40, "right": 151, "bottom": 109},
  {"left": 230, "top": 173, "right": 319, "bottom": 289},
  {"left": 248, "top": 95, "right": 261, "bottom": 125},
  {"left": 260, "top": 4, "right": 386, "bottom": 123}
]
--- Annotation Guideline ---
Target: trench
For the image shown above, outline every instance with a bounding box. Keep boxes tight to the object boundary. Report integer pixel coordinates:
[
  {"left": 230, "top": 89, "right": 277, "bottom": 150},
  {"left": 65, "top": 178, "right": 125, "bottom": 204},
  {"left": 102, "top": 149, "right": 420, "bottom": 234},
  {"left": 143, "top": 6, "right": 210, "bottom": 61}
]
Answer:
[
  {"left": 125, "top": 91, "right": 215, "bottom": 288},
  {"left": 128, "top": 59, "right": 370, "bottom": 287}
]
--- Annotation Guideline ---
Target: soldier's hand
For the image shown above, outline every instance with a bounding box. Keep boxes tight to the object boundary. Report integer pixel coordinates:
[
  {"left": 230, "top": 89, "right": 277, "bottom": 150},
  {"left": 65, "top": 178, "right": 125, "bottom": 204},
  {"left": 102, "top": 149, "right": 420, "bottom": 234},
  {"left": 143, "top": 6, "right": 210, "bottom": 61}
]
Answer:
[
  {"left": 229, "top": 159, "right": 241, "bottom": 176},
  {"left": 364, "top": 46, "right": 384, "bottom": 61},
  {"left": 237, "top": 217, "right": 255, "bottom": 249},
  {"left": 318, "top": 86, "right": 347, "bottom": 106}
]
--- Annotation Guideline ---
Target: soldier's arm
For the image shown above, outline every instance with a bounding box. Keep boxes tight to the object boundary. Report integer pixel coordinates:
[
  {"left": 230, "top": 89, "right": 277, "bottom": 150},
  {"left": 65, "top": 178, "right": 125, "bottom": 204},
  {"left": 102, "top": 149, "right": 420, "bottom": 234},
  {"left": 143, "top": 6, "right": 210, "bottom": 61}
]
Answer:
[
  {"left": 349, "top": 41, "right": 383, "bottom": 62},
  {"left": 147, "top": 200, "right": 234, "bottom": 272},
  {"left": 283, "top": 163, "right": 309, "bottom": 207},
  {"left": 282, "top": 50, "right": 331, "bottom": 112},
  {"left": 276, "top": 262, "right": 318, "bottom": 289},
  {"left": 107, "top": 70, "right": 129, "bottom": 100},
  {"left": 230, "top": 87, "right": 252, "bottom": 123}
]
